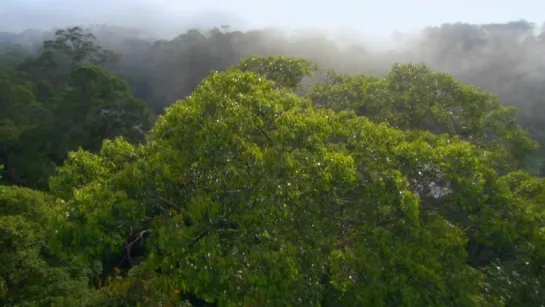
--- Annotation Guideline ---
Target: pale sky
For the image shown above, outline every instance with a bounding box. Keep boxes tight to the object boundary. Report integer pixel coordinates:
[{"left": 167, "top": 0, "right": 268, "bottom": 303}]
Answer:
[{"left": 0, "top": 0, "right": 543, "bottom": 37}]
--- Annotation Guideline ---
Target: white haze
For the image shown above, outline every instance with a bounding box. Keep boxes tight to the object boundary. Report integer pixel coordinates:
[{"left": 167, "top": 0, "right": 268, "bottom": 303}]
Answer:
[{"left": 2, "top": 0, "right": 545, "bottom": 119}]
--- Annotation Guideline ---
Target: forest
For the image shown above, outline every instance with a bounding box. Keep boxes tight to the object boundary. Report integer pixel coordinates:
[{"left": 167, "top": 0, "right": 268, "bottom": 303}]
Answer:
[{"left": 0, "top": 19, "right": 545, "bottom": 306}]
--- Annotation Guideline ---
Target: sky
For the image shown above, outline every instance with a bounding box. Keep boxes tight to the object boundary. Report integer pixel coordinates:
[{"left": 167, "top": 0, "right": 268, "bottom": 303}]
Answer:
[{"left": 0, "top": 0, "right": 543, "bottom": 38}]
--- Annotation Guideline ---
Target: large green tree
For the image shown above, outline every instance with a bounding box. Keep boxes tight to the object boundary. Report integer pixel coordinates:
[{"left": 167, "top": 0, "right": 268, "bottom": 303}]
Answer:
[{"left": 46, "top": 57, "right": 545, "bottom": 306}]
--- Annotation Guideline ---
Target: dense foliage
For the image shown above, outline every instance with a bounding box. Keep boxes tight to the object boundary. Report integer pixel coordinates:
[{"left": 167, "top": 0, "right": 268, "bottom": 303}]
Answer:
[
  {"left": 0, "top": 27, "right": 151, "bottom": 189},
  {"left": 0, "top": 22, "right": 544, "bottom": 306}
]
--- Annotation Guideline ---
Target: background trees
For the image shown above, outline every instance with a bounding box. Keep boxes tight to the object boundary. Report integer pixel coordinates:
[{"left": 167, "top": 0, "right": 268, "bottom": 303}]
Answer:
[{"left": 0, "top": 27, "right": 151, "bottom": 189}]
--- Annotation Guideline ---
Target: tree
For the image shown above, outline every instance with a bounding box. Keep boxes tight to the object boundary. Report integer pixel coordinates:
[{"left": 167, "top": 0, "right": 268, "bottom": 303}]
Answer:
[
  {"left": 0, "top": 67, "right": 54, "bottom": 188},
  {"left": 232, "top": 55, "right": 318, "bottom": 90},
  {"left": 0, "top": 185, "right": 96, "bottom": 305},
  {"left": 41, "top": 26, "right": 120, "bottom": 68},
  {"left": 52, "top": 65, "right": 152, "bottom": 155},
  {"left": 307, "top": 63, "right": 539, "bottom": 172},
  {"left": 16, "top": 26, "right": 121, "bottom": 97},
  {"left": 0, "top": 57, "right": 152, "bottom": 189},
  {"left": 48, "top": 57, "right": 545, "bottom": 306}
]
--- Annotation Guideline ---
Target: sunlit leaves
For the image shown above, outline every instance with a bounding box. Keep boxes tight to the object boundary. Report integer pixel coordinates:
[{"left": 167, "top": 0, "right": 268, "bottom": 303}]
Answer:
[
  {"left": 232, "top": 55, "right": 318, "bottom": 90},
  {"left": 307, "top": 62, "right": 539, "bottom": 171},
  {"left": 46, "top": 57, "right": 545, "bottom": 305}
]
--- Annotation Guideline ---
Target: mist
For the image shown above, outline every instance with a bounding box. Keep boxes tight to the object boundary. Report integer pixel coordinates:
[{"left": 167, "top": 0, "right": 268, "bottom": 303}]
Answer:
[
  {"left": 2, "top": 1, "right": 545, "bottom": 121},
  {"left": 0, "top": 0, "right": 249, "bottom": 38}
]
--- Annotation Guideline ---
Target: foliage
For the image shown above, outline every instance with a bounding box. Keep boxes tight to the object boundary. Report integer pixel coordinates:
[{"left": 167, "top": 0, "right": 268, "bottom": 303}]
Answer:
[
  {"left": 232, "top": 55, "right": 318, "bottom": 90},
  {"left": 17, "top": 26, "right": 120, "bottom": 80},
  {"left": 307, "top": 64, "right": 539, "bottom": 172},
  {"left": 0, "top": 35, "right": 152, "bottom": 189},
  {"left": 42, "top": 27, "right": 120, "bottom": 67},
  {"left": 0, "top": 68, "right": 54, "bottom": 187},
  {"left": 1, "top": 22, "right": 545, "bottom": 305},
  {"left": 0, "top": 185, "right": 96, "bottom": 306},
  {"left": 46, "top": 57, "right": 545, "bottom": 306},
  {"left": 53, "top": 65, "right": 152, "bottom": 153}
]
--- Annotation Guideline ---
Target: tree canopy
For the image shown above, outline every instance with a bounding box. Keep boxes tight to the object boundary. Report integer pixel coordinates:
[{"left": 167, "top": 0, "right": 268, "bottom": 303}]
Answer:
[
  {"left": 0, "top": 27, "right": 151, "bottom": 189},
  {"left": 38, "top": 56, "right": 545, "bottom": 306},
  {"left": 0, "top": 24, "right": 544, "bottom": 306}
]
